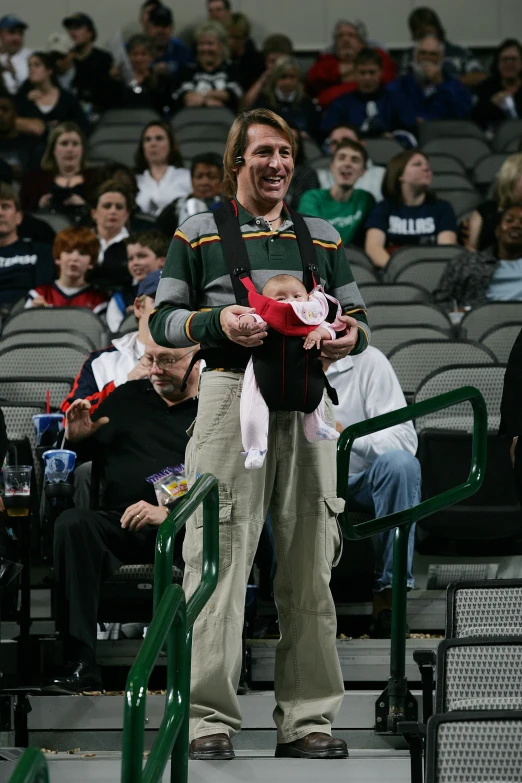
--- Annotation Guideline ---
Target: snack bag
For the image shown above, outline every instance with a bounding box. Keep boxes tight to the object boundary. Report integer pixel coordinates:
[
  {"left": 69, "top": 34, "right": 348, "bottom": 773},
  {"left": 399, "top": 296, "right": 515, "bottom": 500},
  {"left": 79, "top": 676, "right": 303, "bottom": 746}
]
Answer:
[{"left": 146, "top": 464, "right": 188, "bottom": 506}]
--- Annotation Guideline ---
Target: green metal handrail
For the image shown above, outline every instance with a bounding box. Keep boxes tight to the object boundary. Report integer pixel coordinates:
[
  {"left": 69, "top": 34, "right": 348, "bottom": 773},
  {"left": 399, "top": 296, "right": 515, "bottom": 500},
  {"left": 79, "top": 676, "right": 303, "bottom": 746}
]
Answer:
[
  {"left": 8, "top": 748, "right": 49, "bottom": 783},
  {"left": 336, "top": 385, "right": 488, "bottom": 732},
  {"left": 121, "top": 473, "right": 219, "bottom": 783}
]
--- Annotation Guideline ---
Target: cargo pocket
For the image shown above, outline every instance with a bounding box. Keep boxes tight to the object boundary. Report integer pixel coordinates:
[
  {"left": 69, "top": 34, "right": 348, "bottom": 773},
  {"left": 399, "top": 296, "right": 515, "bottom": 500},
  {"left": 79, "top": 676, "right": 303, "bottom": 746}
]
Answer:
[
  {"left": 324, "top": 495, "right": 345, "bottom": 568},
  {"left": 190, "top": 483, "right": 232, "bottom": 573}
]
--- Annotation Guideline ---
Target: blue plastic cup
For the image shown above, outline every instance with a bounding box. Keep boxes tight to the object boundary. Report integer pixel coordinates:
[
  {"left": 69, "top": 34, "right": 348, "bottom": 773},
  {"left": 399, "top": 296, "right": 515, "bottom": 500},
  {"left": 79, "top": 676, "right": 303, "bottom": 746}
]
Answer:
[
  {"left": 33, "top": 414, "right": 64, "bottom": 447},
  {"left": 42, "top": 449, "right": 76, "bottom": 484}
]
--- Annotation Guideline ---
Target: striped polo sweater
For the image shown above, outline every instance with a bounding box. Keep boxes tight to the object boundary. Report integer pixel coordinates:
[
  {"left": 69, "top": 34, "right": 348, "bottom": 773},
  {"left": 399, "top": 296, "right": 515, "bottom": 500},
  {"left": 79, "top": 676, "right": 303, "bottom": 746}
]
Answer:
[{"left": 149, "top": 201, "right": 370, "bottom": 355}]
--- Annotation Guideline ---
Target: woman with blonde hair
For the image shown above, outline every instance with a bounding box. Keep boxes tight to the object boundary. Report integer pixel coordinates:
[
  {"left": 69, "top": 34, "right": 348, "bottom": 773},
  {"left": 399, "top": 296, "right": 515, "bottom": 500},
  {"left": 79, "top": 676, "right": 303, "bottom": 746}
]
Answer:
[
  {"left": 20, "top": 121, "right": 96, "bottom": 220},
  {"left": 254, "top": 56, "right": 321, "bottom": 142},
  {"left": 171, "top": 20, "right": 243, "bottom": 111},
  {"left": 467, "top": 153, "right": 522, "bottom": 251}
]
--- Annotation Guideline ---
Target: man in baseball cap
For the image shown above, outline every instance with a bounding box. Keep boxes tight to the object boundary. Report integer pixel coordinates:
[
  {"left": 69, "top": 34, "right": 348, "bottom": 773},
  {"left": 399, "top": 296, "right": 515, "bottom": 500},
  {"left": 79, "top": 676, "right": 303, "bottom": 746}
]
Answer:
[
  {"left": 0, "top": 15, "right": 31, "bottom": 94},
  {"left": 62, "top": 11, "right": 115, "bottom": 111}
]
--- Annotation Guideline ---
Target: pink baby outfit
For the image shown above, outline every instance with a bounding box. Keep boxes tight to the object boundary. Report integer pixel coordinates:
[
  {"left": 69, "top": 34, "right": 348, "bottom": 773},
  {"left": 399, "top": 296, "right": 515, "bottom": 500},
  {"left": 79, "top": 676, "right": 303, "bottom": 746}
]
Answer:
[{"left": 239, "top": 286, "right": 345, "bottom": 469}]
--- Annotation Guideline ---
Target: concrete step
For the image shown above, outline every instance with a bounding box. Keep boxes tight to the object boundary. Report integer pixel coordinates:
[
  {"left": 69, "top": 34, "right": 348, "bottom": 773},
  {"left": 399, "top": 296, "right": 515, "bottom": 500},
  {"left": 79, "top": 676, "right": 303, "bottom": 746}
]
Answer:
[{"left": 1, "top": 750, "right": 410, "bottom": 783}]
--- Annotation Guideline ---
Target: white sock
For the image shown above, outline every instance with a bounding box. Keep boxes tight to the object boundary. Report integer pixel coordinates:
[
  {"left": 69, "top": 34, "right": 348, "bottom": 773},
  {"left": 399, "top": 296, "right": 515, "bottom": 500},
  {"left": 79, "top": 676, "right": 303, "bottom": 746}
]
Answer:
[{"left": 242, "top": 448, "right": 267, "bottom": 470}]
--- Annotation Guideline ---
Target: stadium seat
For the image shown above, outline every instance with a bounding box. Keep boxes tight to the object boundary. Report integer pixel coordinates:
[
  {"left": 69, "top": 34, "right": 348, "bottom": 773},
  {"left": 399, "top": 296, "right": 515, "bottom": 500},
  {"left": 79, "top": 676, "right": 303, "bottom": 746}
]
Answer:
[
  {"left": 175, "top": 123, "right": 229, "bottom": 142},
  {"left": 414, "top": 364, "right": 506, "bottom": 433},
  {"left": 395, "top": 259, "right": 451, "bottom": 293},
  {"left": 353, "top": 265, "right": 378, "bottom": 285},
  {"left": 368, "top": 303, "right": 452, "bottom": 332},
  {"left": 385, "top": 245, "right": 465, "bottom": 282},
  {"left": 302, "top": 138, "right": 322, "bottom": 162},
  {"left": 425, "top": 710, "right": 522, "bottom": 783},
  {"left": 30, "top": 211, "right": 73, "bottom": 232},
  {"left": 359, "top": 283, "right": 428, "bottom": 305},
  {"left": 388, "top": 340, "right": 495, "bottom": 398},
  {"left": 88, "top": 125, "right": 143, "bottom": 146},
  {"left": 473, "top": 153, "right": 508, "bottom": 193},
  {"left": 418, "top": 120, "right": 485, "bottom": 146},
  {"left": 1, "top": 403, "right": 45, "bottom": 487},
  {"left": 0, "top": 345, "right": 87, "bottom": 381},
  {"left": 430, "top": 173, "right": 476, "bottom": 192},
  {"left": 434, "top": 189, "right": 482, "bottom": 220},
  {"left": 118, "top": 312, "right": 139, "bottom": 335},
  {"left": 365, "top": 137, "right": 403, "bottom": 166},
  {"left": 492, "top": 119, "right": 522, "bottom": 152},
  {"left": 422, "top": 137, "right": 491, "bottom": 172},
  {"left": 2, "top": 308, "right": 108, "bottom": 349},
  {"left": 427, "top": 154, "right": 467, "bottom": 175},
  {"left": 179, "top": 139, "right": 226, "bottom": 160},
  {"left": 446, "top": 578, "right": 522, "bottom": 638},
  {"left": 480, "top": 322, "right": 522, "bottom": 363},
  {"left": 345, "top": 245, "right": 375, "bottom": 270},
  {"left": 171, "top": 106, "right": 236, "bottom": 130},
  {"left": 88, "top": 140, "right": 137, "bottom": 167},
  {"left": 310, "top": 155, "right": 332, "bottom": 171},
  {"left": 0, "top": 379, "right": 72, "bottom": 409},
  {"left": 0, "top": 330, "right": 95, "bottom": 353},
  {"left": 460, "top": 302, "right": 522, "bottom": 342},
  {"left": 96, "top": 108, "right": 161, "bottom": 126},
  {"left": 371, "top": 325, "right": 450, "bottom": 356}
]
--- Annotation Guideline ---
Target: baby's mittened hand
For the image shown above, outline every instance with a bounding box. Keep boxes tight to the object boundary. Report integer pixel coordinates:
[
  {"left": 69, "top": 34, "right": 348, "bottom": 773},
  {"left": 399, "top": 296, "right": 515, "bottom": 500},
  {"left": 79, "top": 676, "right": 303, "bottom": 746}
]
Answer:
[
  {"left": 303, "top": 330, "right": 322, "bottom": 350},
  {"left": 238, "top": 315, "right": 256, "bottom": 331}
]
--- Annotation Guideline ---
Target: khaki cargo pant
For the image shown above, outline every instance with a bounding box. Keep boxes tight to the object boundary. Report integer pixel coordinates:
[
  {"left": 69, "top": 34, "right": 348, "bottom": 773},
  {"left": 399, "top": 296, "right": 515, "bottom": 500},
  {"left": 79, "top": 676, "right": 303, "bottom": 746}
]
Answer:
[{"left": 183, "top": 371, "right": 345, "bottom": 744}]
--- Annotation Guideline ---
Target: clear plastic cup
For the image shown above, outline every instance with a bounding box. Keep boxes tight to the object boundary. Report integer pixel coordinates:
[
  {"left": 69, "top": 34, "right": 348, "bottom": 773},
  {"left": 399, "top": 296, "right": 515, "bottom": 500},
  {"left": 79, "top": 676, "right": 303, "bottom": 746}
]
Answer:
[{"left": 3, "top": 466, "right": 32, "bottom": 517}]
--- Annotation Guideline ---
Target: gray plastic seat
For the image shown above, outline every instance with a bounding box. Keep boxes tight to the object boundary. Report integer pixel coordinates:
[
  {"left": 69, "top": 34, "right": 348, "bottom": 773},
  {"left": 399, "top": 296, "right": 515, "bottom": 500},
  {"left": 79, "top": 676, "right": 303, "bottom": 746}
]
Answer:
[
  {"left": 353, "top": 266, "right": 378, "bottom": 285},
  {"left": 359, "top": 283, "right": 428, "bottom": 305},
  {"left": 395, "top": 259, "right": 451, "bottom": 293},
  {"left": 446, "top": 578, "right": 522, "bottom": 638},
  {"left": 435, "top": 189, "right": 482, "bottom": 219},
  {"left": 473, "top": 153, "right": 509, "bottom": 190},
  {"left": 0, "top": 329, "right": 95, "bottom": 353},
  {"left": 365, "top": 137, "right": 403, "bottom": 166},
  {"left": 425, "top": 711, "right": 522, "bottom": 783},
  {"left": 0, "top": 345, "right": 87, "bottom": 380},
  {"left": 368, "top": 303, "right": 452, "bottom": 331},
  {"left": 345, "top": 245, "right": 375, "bottom": 270},
  {"left": 427, "top": 154, "right": 467, "bottom": 175},
  {"left": 29, "top": 210, "right": 73, "bottom": 232},
  {"left": 388, "top": 340, "right": 495, "bottom": 397},
  {"left": 118, "top": 312, "right": 139, "bottom": 335},
  {"left": 460, "top": 303, "right": 522, "bottom": 342},
  {"left": 3, "top": 308, "right": 108, "bottom": 349},
  {"left": 431, "top": 173, "right": 476, "bottom": 191},
  {"left": 175, "top": 123, "right": 229, "bottom": 142},
  {"left": 386, "top": 245, "right": 465, "bottom": 282},
  {"left": 0, "top": 379, "right": 71, "bottom": 409},
  {"left": 179, "top": 139, "right": 226, "bottom": 160},
  {"left": 371, "top": 325, "right": 449, "bottom": 356},
  {"left": 422, "top": 137, "right": 491, "bottom": 171},
  {"left": 492, "top": 119, "right": 522, "bottom": 152},
  {"left": 418, "top": 120, "right": 485, "bottom": 146},
  {"left": 97, "top": 108, "right": 161, "bottom": 126},
  {"left": 172, "top": 107, "right": 236, "bottom": 130},
  {"left": 88, "top": 140, "right": 137, "bottom": 168},
  {"left": 88, "top": 125, "right": 144, "bottom": 145},
  {"left": 1, "top": 403, "right": 46, "bottom": 487},
  {"left": 303, "top": 138, "right": 322, "bottom": 162},
  {"left": 414, "top": 364, "right": 506, "bottom": 433},
  {"left": 481, "top": 323, "right": 522, "bottom": 363}
]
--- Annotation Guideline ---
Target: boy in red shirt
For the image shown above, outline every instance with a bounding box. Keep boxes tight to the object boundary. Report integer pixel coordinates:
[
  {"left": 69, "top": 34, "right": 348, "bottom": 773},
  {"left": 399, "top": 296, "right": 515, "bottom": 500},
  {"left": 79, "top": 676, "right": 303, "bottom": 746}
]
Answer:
[{"left": 26, "top": 226, "right": 107, "bottom": 314}]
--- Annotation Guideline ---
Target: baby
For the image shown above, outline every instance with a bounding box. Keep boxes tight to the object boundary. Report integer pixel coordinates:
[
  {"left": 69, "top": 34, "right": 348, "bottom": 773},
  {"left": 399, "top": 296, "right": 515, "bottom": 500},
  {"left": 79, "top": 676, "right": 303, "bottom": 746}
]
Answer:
[{"left": 237, "top": 274, "right": 344, "bottom": 469}]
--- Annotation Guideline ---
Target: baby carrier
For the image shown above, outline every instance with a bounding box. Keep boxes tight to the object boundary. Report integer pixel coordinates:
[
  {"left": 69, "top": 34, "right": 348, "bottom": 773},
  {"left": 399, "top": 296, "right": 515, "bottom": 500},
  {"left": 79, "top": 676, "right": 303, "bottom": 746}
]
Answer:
[{"left": 213, "top": 199, "right": 339, "bottom": 414}]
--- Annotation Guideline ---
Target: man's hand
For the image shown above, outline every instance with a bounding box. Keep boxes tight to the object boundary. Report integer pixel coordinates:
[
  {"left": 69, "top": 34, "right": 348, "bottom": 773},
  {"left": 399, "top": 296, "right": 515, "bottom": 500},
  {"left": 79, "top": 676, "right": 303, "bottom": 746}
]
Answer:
[
  {"left": 511, "top": 436, "right": 518, "bottom": 467},
  {"left": 321, "top": 315, "right": 359, "bottom": 361},
  {"left": 65, "top": 399, "right": 109, "bottom": 442},
  {"left": 184, "top": 91, "right": 206, "bottom": 107},
  {"left": 121, "top": 501, "right": 168, "bottom": 532},
  {"left": 38, "top": 193, "right": 53, "bottom": 209},
  {"left": 220, "top": 305, "right": 267, "bottom": 347},
  {"left": 127, "top": 361, "right": 150, "bottom": 382}
]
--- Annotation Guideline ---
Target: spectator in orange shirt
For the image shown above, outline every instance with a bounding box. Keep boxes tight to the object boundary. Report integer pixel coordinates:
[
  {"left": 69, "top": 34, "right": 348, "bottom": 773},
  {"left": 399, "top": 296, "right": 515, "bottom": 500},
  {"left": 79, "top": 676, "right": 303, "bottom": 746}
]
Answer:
[
  {"left": 25, "top": 226, "right": 107, "bottom": 313},
  {"left": 306, "top": 19, "right": 397, "bottom": 109}
]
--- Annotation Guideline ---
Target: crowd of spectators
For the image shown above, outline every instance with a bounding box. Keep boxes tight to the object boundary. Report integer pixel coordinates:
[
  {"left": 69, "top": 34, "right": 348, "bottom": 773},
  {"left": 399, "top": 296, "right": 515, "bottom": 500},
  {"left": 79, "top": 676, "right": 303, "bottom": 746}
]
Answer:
[{"left": 0, "top": 2, "right": 521, "bottom": 318}]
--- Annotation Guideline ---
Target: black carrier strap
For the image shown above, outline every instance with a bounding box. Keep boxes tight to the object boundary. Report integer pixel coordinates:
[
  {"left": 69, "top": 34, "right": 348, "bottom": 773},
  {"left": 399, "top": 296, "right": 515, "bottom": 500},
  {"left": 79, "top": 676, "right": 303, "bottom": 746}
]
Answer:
[{"left": 213, "top": 200, "right": 319, "bottom": 305}]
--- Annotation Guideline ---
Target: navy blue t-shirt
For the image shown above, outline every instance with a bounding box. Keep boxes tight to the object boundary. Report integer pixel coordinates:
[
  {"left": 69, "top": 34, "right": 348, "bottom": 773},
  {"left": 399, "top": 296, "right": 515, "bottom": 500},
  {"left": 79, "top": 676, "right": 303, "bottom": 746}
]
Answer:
[
  {"left": 365, "top": 198, "right": 457, "bottom": 250},
  {"left": 0, "top": 238, "right": 55, "bottom": 305}
]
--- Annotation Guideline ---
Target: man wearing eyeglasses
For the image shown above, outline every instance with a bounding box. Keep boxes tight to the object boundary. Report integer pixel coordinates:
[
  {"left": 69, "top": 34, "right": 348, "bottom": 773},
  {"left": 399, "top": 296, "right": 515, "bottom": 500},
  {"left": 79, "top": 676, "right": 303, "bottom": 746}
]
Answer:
[{"left": 44, "top": 339, "right": 199, "bottom": 694}]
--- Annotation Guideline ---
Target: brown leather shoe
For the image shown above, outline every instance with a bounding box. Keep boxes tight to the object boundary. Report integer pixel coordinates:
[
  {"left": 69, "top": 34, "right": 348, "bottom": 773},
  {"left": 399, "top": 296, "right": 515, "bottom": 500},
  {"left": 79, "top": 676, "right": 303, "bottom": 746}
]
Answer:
[
  {"left": 189, "top": 733, "right": 235, "bottom": 760},
  {"left": 275, "top": 732, "right": 348, "bottom": 759}
]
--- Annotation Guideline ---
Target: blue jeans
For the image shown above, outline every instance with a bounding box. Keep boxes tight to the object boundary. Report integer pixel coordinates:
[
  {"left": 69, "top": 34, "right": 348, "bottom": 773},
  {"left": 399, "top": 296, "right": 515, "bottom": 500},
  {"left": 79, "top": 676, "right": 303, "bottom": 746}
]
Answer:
[{"left": 347, "top": 450, "right": 421, "bottom": 592}]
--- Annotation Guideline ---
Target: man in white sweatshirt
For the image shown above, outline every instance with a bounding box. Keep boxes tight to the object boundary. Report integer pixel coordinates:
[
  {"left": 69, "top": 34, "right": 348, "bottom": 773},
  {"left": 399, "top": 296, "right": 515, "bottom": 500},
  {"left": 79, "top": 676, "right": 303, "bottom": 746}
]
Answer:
[{"left": 326, "top": 345, "right": 420, "bottom": 637}]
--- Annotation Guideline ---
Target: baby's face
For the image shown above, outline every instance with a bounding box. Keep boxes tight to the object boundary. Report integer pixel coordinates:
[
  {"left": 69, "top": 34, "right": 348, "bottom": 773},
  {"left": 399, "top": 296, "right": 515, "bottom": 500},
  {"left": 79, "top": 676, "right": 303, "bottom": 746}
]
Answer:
[{"left": 263, "top": 280, "right": 308, "bottom": 303}]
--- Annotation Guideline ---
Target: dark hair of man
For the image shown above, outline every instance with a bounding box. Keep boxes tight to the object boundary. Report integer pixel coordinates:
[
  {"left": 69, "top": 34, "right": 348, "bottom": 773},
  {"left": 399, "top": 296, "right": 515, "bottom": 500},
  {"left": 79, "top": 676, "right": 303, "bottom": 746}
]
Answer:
[
  {"left": 127, "top": 33, "right": 154, "bottom": 56},
  {"left": 408, "top": 7, "right": 445, "bottom": 40},
  {"left": 0, "top": 181, "right": 20, "bottom": 210},
  {"left": 229, "top": 12, "right": 250, "bottom": 36},
  {"left": 135, "top": 121, "right": 183, "bottom": 172},
  {"left": 286, "top": 120, "right": 305, "bottom": 166},
  {"left": 328, "top": 122, "right": 362, "bottom": 141},
  {"left": 190, "top": 151, "right": 223, "bottom": 177},
  {"left": 124, "top": 229, "right": 170, "bottom": 258},
  {"left": 491, "top": 38, "right": 522, "bottom": 79},
  {"left": 332, "top": 139, "right": 368, "bottom": 167},
  {"left": 382, "top": 150, "right": 431, "bottom": 203},
  {"left": 141, "top": 0, "right": 161, "bottom": 10},
  {"left": 222, "top": 108, "right": 296, "bottom": 198},
  {"left": 97, "top": 162, "right": 138, "bottom": 197},
  {"left": 94, "top": 179, "right": 133, "bottom": 212},
  {"left": 262, "top": 34, "right": 293, "bottom": 57},
  {"left": 208, "top": 0, "right": 231, "bottom": 9},
  {"left": 354, "top": 48, "right": 383, "bottom": 69}
]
